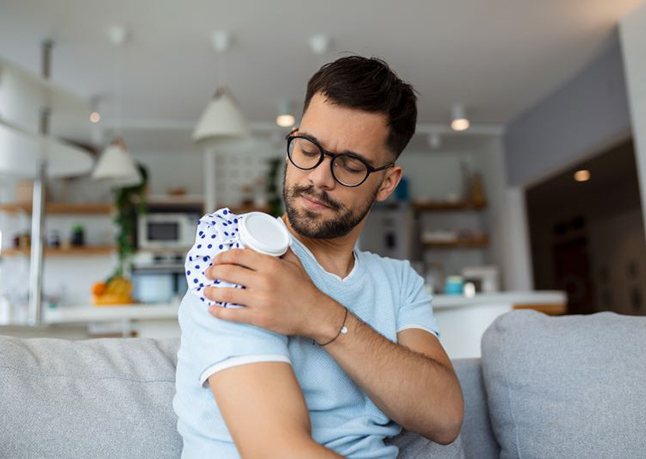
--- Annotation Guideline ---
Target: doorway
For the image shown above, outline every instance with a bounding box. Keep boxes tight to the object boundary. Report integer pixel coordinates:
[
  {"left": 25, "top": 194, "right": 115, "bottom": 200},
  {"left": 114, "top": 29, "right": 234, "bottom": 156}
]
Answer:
[{"left": 526, "top": 139, "right": 646, "bottom": 315}]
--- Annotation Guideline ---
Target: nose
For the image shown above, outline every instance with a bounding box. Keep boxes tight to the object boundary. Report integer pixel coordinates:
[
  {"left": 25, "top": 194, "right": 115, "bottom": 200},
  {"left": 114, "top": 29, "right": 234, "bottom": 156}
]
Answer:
[{"left": 306, "top": 154, "right": 336, "bottom": 190}]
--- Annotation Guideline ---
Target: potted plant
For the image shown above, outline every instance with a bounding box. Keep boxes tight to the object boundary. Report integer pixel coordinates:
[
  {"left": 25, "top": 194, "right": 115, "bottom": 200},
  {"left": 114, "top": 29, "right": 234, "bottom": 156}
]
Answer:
[{"left": 92, "top": 163, "right": 148, "bottom": 305}]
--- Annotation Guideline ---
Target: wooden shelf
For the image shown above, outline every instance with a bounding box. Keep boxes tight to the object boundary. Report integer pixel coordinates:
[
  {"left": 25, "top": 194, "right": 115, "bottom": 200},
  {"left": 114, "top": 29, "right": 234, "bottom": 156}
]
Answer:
[
  {"left": 422, "top": 235, "right": 489, "bottom": 249},
  {"left": 1, "top": 246, "right": 115, "bottom": 257},
  {"left": 412, "top": 200, "right": 487, "bottom": 212},
  {"left": 0, "top": 202, "right": 113, "bottom": 215}
]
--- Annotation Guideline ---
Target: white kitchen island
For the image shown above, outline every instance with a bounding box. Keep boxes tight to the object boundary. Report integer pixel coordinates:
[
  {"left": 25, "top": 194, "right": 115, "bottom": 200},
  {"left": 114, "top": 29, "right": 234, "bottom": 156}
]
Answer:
[{"left": 432, "top": 291, "right": 566, "bottom": 359}]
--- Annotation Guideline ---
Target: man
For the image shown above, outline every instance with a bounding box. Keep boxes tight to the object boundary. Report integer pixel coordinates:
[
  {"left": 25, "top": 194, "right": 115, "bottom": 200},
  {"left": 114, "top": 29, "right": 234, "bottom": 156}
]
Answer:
[{"left": 173, "top": 56, "right": 464, "bottom": 458}]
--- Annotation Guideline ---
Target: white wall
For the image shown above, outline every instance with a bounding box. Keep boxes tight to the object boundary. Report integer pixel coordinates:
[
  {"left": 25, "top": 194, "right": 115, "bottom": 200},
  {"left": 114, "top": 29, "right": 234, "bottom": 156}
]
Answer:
[
  {"left": 620, "top": 3, "right": 646, "bottom": 243},
  {"left": 133, "top": 150, "right": 204, "bottom": 196},
  {"left": 473, "top": 137, "right": 533, "bottom": 291},
  {"left": 504, "top": 39, "right": 631, "bottom": 188}
]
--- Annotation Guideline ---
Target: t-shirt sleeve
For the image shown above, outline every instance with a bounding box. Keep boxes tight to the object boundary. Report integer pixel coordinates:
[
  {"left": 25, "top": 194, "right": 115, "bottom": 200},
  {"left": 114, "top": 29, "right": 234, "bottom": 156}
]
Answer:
[
  {"left": 396, "top": 261, "right": 441, "bottom": 338},
  {"left": 177, "top": 292, "right": 291, "bottom": 387}
]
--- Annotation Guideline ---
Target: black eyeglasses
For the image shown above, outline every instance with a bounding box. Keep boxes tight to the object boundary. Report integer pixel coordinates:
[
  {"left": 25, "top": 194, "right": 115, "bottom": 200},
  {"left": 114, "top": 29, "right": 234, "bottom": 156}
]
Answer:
[{"left": 286, "top": 134, "right": 395, "bottom": 187}]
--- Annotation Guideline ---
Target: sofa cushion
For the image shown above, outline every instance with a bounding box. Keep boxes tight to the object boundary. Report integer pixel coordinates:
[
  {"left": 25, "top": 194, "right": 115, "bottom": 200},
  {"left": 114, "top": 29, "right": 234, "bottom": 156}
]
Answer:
[
  {"left": 481, "top": 310, "right": 646, "bottom": 459},
  {"left": 0, "top": 335, "right": 182, "bottom": 458}
]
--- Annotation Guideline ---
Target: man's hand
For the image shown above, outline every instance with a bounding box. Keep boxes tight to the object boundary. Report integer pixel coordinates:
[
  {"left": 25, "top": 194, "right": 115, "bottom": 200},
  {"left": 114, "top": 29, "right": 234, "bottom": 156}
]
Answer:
[
  {"left": 204, "top": 248, "right": 464, "bottom": 443},
  {"left": 203, "top": 248, "right": 342, "bottom": 342}
]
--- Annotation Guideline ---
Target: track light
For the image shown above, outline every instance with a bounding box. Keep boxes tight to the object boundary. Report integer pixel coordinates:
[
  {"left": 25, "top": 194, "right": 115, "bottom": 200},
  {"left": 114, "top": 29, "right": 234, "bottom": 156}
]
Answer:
[
  {"left": 276, "top": 100, "right": 296, "bottom": 127},
  {"left": 451, "top": 104, "right": 470, "bottom": 131},
  {"left": 574, "top": 169, "right": 591, "bottom": 182}
]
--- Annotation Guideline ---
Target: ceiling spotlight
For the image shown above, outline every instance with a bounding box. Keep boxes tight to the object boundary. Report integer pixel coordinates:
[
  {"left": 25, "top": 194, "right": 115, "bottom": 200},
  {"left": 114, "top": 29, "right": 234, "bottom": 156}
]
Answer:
[
  {"left": 108, "top": 25, "right": 129, "bottom": 46},
  {"left": 309, "top": 34, "right": 331, "bottom": 55},
  {"left": 276, "top": 100, "right": 296, "bottom": 128},
  {"left": 428, "top": 132, "right": 441, "bottom": 149},
  {"left": 89, "top": 111, "right": 101, "bottom": 123},
  {"left": 276, "top": 114, "right": 295, "bottom": 128},
  {"left": 574, "top": 169, "right": 591, "bottom": 182},
  {"left": 451, "top": 103, "right": 470, "bottom": 131},
  {"left": 211, "top": 30, "right": 232, "bottom": 53}
]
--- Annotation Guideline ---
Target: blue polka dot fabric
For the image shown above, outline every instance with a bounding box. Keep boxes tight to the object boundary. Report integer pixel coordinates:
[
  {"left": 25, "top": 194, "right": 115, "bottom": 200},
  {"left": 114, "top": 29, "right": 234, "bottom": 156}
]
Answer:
[{"left": 185, "top": 207, "right": 244, "bottom": 308}]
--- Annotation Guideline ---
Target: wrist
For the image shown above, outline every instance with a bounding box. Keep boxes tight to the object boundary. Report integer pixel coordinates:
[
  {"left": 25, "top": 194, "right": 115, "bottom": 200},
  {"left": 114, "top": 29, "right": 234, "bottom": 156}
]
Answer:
[{"left": 311, "top": 296, "right": 347, "bottom": 344}]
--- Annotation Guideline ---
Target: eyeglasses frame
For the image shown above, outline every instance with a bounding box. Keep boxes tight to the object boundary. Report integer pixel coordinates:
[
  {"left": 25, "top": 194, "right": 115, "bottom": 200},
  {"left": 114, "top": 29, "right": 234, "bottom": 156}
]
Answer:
[{"left": 285, "top": 133, "right": 395, "bottom": 187}]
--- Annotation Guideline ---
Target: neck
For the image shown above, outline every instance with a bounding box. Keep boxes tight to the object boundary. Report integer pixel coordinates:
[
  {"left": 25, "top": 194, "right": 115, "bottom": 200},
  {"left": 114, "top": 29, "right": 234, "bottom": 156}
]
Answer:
[{"left": 281, "top": 214, "right": 362, "bottom": 278}]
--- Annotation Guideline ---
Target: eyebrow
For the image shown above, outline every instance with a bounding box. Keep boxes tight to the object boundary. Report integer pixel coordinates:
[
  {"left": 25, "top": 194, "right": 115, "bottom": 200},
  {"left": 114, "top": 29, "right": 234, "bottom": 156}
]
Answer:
[{"left": 297, "top": 130, "right": 376, "bottom": 166}]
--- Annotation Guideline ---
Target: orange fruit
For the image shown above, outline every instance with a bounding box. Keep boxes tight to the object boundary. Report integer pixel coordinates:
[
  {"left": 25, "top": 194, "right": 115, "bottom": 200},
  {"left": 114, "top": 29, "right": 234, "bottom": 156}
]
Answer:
[{"left": 92, "top": 282, "right": 107, "bottom": 296}]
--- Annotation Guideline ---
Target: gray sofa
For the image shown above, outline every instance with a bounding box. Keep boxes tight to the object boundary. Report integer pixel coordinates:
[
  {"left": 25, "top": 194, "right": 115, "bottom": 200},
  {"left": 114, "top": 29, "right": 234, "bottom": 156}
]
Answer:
[{"left": 1, "top": 310, "right": 645, "bottom": 458}]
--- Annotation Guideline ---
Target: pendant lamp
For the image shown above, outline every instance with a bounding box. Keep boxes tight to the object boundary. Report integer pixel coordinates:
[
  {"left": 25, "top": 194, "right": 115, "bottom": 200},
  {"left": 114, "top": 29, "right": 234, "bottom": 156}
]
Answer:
[
  {"left": 193, "top": 31, "right": 250, "bottom": 145},
  {"left": 92, "top": 26, "right": 142, "bottom": 186},
  {"left": 92, "top": 137, "right": 141, "bottom": 186},
  {"left": 193, "top": 87, "right": 250, "bottom": 142}
]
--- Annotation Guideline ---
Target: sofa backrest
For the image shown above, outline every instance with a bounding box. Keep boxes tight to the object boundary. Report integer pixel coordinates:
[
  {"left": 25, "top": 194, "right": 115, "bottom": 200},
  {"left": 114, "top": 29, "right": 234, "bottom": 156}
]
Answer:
[
  {"left": 481, "top": 310, "right": 646, "bottom": 459},
  {"left": 0, "top": 335, "right": 182, "bottom": 458},
  {"left": 0, "top": 333, "right": 493, "bottom": 458}
]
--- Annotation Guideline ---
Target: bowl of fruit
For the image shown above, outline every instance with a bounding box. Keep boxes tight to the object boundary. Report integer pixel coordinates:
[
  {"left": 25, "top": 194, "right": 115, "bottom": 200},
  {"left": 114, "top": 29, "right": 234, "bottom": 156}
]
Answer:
[{"left": 91, "top": 275, "right": 134, "bottom": 306}]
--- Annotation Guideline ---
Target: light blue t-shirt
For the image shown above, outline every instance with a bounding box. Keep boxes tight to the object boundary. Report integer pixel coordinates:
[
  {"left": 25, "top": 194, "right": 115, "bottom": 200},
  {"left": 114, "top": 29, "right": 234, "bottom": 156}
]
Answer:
[{"left": 173, "top": 231, "right": 440, "bottom": 458}]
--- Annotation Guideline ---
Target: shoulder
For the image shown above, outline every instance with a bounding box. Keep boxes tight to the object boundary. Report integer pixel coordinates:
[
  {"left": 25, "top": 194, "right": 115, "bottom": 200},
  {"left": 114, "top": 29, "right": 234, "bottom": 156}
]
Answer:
[
  {"left": 355, "top": 250, "right": 415, "bottom": 273},
  {"left": 356, "top": 249, "right": 418, "bottom": 283}
]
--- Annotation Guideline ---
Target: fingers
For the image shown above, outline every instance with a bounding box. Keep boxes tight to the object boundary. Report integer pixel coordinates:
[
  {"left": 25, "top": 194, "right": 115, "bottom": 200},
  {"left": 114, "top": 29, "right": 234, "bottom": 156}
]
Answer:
[
  {"left": 212, "top": 248, "right": 267, "bottom": 271},
  {"left": 204, "top": 286, "right": 249, "bottom": 306},
  {"left": 208, "top": 304, "right": 252, "bottom": 324},
  {"left": 205, "top": 263, "right": 256, "bottom": 287}
]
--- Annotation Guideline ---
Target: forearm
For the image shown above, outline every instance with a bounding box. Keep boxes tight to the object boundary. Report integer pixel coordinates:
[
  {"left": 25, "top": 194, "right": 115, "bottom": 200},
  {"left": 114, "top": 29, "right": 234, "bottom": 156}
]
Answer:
[
  {"left": 277, "top": 439, "right": 343, "bottom": 459},
  {"left": 316, "top": 301, "right": 463, "bottom": 443},
  {"left": 241, "top": 432, "right": 342, "bottom": 459}
]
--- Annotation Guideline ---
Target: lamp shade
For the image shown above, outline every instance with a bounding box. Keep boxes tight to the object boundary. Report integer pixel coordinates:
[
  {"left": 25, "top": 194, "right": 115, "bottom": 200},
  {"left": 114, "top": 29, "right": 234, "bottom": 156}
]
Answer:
[
  {"left": 193, "top": 88, "right": 250, "bottom": 143},
  {"left": 92, "top": 138, "right": 142, "bottom": 186}
]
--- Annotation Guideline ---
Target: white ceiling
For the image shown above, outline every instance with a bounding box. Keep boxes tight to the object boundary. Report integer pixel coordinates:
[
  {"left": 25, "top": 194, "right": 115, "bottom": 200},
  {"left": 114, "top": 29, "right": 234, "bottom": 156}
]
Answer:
[{"left": 0, "top": 0, "right": 642, "bottom": 151}]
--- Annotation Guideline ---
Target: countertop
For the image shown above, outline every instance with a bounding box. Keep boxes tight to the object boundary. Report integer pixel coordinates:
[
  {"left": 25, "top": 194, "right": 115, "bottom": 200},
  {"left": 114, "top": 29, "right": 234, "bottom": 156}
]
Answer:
[{"left": 40, "top": 290, "right": 567, "bottom": 324}]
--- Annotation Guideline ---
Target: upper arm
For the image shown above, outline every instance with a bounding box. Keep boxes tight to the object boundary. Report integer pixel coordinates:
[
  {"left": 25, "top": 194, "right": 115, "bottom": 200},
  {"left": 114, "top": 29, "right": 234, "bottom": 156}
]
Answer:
[{"left": 208, "top": 361, "right": 313, "bottom": 458}]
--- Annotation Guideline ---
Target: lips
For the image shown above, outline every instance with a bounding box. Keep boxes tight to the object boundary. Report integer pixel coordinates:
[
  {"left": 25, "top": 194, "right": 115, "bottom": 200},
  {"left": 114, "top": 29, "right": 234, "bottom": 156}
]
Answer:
[
  {"left": 301, "top": 194, "right": 331, "bottom": 210},
  {"left": 299, "top": 193, "right": 338, "bottom": 210}
]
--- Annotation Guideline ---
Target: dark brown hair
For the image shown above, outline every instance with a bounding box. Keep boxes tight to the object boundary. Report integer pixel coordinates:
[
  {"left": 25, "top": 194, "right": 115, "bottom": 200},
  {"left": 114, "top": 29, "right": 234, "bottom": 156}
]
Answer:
[{"left": 303, "top": 56, "right": 417, "bottom": 159}]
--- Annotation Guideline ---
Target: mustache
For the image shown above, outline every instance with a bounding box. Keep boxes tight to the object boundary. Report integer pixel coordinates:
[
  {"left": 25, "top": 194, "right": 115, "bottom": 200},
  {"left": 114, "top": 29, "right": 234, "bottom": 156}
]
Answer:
[{"left": 291, "top": 185, "right": 342, "bottom": 211}]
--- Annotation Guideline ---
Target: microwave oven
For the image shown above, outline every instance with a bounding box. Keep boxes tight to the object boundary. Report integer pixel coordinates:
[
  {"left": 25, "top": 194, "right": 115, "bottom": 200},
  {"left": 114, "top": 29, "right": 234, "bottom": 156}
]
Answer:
[{"left": 138, "top": 213, "right": 196, "bottom": 250}]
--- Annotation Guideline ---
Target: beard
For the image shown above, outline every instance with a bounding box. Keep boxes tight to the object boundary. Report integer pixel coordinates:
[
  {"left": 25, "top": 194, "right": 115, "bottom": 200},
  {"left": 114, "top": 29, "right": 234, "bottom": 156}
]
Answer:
[{"left": 282, "top": 163, "right": 380, "bottom": 239}]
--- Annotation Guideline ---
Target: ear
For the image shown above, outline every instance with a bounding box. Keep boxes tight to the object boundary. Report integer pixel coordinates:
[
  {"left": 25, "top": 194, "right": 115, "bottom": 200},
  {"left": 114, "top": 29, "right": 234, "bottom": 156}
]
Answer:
[{"left": 375, "top": 165, "right": 403, "bottom": 202}]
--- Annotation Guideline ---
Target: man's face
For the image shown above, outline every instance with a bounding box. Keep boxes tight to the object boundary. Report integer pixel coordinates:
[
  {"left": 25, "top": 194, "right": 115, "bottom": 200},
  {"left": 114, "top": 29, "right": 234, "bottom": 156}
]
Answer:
[{"left": 282, "top": 93, "right": 402, "bottom": 239}]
